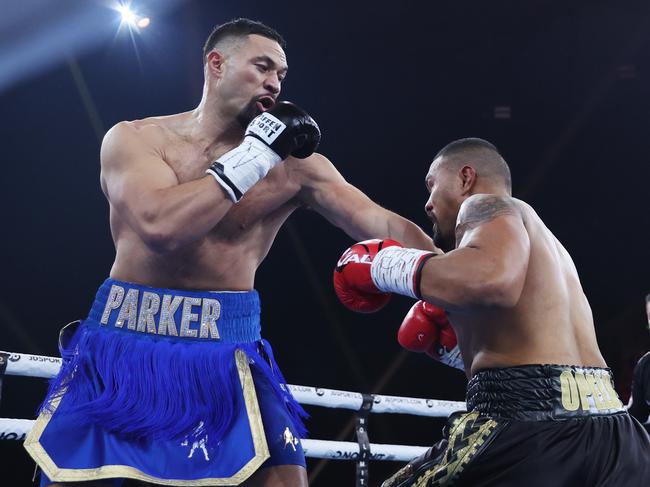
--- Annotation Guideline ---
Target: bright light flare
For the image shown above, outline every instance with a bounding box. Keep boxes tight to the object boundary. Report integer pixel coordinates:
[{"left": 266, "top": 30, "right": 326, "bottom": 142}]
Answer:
[
  {"left": 114, "top": 2, "right": 150, "bottom": 31},
  {"left": 117, "top": 5, "right": 137, "bottom": 26},
  {"left": 137, "top": 17, "right": 150, "bottom": 29}
]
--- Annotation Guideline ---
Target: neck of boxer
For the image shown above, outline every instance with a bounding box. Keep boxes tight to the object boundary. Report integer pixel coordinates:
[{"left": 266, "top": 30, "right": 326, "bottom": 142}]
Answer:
[
  {"left": 190, "top": 90, "right": 244, "bottom": 157},
  {"left": 469, "top": 183, "right": 507, "bottom": 198}
]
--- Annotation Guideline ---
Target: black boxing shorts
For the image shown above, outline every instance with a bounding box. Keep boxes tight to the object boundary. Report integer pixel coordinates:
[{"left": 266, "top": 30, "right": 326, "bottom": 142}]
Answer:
[{"left": 382, "top": 364, "right": 650, "bottom": 487}]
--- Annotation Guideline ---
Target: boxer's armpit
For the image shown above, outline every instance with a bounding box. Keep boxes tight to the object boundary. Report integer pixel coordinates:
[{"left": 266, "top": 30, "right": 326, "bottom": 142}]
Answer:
[{"left": 455, "top": 194, "right": 521, "bottom": 242}]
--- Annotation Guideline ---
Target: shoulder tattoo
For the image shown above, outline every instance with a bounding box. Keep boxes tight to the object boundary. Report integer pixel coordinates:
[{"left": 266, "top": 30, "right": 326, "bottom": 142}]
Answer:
[{"left": 455, "top": 195, "right": 521, "bottom": 241}]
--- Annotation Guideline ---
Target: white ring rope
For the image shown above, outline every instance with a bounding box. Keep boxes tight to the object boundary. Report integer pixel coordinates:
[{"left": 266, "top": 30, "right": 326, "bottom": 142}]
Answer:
[
  {"left": 0, "top": 350, "right": 465, "bottom": 461},
  {"left": 2, "top": 351, "right": 62, "bottom": 380},
  {"left": 0, "top": 418, "right": 428, "bottom": 461}
]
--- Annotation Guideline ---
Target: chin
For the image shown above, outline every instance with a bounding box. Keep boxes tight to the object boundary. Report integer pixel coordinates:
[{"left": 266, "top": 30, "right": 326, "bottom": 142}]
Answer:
[
  {"left": 236, "top": 100, "right": 260, "bottom": 128},
  {"left": 433, "top": 231, "right": 455, "bottom": 252}
]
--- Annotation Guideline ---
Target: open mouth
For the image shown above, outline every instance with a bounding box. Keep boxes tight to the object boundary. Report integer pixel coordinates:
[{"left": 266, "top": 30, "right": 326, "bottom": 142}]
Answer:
[{"left": 256, "top": 96, "right": 275, "bottom": 112}]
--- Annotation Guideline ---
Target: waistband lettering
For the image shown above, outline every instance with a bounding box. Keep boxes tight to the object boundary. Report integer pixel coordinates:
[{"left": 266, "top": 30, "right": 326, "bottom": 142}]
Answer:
[
  {"left": 560, "top": 370, "right": 580, "bottom": 411},
  {"left": 98, "top": 284, "right": 224, "bottom": 340},
  {"left": 100, "top": 285, "right": 125, "bottom": 324},
  {"left": 180, "top": 297, "right": 201, "bottom": 338},
  {"left": 560, "top": 369, "right": 623, "bottom": 413},
  {"left": 137, "top": 292, "right": 161, "bottom": 333},
  {"left": 117, "top": 288, "right": 139, "bottom": 330},
  {"left": 200, "top": 299, "right": 221, "bottom": 339},
  {"left": 599, "top": 374, "right": 624, "bottom": 409},
  {"left": 159, "top": 295, "right": 183, "bottom": 336}
]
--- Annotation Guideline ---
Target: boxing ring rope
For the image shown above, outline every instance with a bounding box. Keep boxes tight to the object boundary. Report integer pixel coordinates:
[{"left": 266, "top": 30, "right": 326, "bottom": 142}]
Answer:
[{"left": 0, "top": 351, "right": 466, "bottom": 484}]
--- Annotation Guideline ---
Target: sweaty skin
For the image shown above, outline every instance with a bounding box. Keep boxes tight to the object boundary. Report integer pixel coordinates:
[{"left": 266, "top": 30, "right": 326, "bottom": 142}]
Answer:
[
  {"left": 102, "top": 122, "right": 430, "bottom": 290},
  {"left": 421, "top": 163, "right": 606, "bottom": 377},
  {"left": 93, "top": 33, "right": 433, "bottom": 487},
  {"left": 100, "top": 35, "right": 433, "bottom": 293}
]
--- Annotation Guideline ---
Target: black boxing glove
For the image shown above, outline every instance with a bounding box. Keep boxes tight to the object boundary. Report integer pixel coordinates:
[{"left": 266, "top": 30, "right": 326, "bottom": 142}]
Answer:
[
  {"left": 248, "top": 101, "right": 321, "bottom": 159},
  {"left": 207, "top": 101, "right": 321, "bottom": 202}
]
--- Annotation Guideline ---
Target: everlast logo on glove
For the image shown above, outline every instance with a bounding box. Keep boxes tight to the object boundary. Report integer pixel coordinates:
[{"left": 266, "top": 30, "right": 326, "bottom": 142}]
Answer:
[
  {"left": 336, "top": 249, "right": 373, "bottom": 269},
  {"left": 333, "top": 239, "right": 400, "bottom": 313}
]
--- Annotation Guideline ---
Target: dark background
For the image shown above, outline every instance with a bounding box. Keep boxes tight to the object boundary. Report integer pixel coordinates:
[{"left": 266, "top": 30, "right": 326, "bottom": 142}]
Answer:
[{"left": 1, "top": 0, "right": 649, "bottom": 485}]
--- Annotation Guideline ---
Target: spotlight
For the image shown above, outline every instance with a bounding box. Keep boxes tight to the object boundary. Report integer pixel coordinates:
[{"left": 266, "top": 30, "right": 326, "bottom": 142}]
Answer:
[
  {"left": 117, "top": 5, "right": 137, "bottom": 27},
  {"left": 114, "top": 2, "right": 150, "bottom": 31}
]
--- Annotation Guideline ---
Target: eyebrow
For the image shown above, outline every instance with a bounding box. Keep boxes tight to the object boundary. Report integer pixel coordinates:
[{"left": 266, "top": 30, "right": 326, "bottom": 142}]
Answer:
[{"left": 252, "top": 55, "right": 288, "bottom": 75}]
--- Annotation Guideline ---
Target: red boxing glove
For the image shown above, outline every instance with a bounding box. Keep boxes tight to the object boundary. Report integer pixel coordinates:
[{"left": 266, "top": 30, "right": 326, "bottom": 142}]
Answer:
[
  {"left": 397, "top": 300, "right": 440, "bottom": 352},
  {"left": 398, "top": 301, "right": 464, "bottom": 370},
  {"left": 333, "top": 239, "right": 402, "bottom": 313}
]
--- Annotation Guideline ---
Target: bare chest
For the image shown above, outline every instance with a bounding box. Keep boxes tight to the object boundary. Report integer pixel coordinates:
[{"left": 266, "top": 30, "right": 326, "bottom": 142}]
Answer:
[
  {"left": 163, "top": 141, "right": 213, "bottom": 184},
  {"left": 163, "top": 141, "right": 301, "bottom": 239}
]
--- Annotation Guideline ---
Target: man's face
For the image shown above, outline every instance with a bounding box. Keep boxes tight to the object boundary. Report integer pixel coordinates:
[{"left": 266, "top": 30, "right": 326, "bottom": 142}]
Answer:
[
  {"left": 215, "top": 34, "right": 288, "bottom": 127},
  {"left": 424, "top": 158, "right": 463, "bottom": 251}
]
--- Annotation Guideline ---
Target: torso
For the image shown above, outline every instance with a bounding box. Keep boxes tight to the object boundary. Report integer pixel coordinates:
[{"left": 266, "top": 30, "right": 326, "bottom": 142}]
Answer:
[
  {"left": 448, "top": 198, "right": 607, "bottom": 375},
  {"left": 104, "top": 114, "right": 306, "bottom": 291}
]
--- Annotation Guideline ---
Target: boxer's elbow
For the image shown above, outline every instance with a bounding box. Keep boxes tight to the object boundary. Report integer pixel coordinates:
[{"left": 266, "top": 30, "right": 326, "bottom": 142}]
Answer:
[
  {"left": 141, "top": 228, "right": 181, "bottom": 253},
  {"left": 136, "top": 210, "right": 184, "bottom": 253}
]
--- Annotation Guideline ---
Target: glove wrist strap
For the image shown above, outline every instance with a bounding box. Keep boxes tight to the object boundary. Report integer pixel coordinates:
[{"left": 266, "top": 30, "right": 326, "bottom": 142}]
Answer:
[
  {"left": 206, "top": 136, "right": 282, "bottom": 202},
  {"left": 370, "top": 247, "right": 436, "bottom": 299},
  {"left": 437, "top": 345, "right": 464, "bottom": 370}
]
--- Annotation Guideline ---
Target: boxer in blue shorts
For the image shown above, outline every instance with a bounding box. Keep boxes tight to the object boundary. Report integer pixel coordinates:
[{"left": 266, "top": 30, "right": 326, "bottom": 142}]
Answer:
[
  {"left": 24, "top": 18, "right": 435, "bottom": 486},
  {"left": 29, "top": 279, "right": 307, "bottom": 485}
]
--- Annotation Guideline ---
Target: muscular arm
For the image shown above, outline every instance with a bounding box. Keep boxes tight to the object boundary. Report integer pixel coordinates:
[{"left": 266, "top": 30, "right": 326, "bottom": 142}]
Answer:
[
  {"left": 295, "top": 153, "right": 435, "bottom": 250},
  {"left": 100, "top": 122, "right": 233, "bottom": 252},
  {"left": 419, "top": 194, "right": 530, "bottom": 309}
]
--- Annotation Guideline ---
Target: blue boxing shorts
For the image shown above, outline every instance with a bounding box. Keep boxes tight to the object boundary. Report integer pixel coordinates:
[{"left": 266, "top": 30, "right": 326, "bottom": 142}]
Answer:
[{"left": 24, "top": 279, "right": 308, "bottom": 486}]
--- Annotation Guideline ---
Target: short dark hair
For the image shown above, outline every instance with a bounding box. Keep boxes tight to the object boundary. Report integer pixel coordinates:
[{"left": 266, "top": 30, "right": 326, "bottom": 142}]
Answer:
[
  {"left": 202, "top": 18, "right": 286, "bottom": 64},
  {"left": 434, "top": 137, "right": 512, "bottom": 193}
]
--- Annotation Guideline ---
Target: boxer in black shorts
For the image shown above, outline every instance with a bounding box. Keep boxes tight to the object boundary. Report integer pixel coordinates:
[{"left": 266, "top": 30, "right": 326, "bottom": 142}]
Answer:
[
  {"left": 381, "top": 365, "right": 648, "bottom": 486},
  {"left": 334, "top": 138, "right": 650, "bottom": 486}
]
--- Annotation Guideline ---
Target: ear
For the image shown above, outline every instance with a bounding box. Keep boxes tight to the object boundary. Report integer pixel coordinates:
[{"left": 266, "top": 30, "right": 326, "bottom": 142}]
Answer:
[
  {"left": 206, "top": 50, "right": 226, "bottom": 78},
  {"left": 459, "top": 165, "right": 477, "bottom": 195}
]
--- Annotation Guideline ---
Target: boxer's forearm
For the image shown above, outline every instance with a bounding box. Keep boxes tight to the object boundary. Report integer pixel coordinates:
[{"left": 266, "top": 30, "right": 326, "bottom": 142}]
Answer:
[
  {"left": 302, "top": 178, "right": 434, "bottom": 250},
  {"left": 296, "top": 155, "right": 433, "bottom": 247},
  {"left": 302, "top": 181, "right": 382, "bottom": 240},
  {"left": 116, "top": 176, "right": 232, "bottom": 252},
  {"left": 101, "top": 122, "right": 235, "bottom": 252},
  {"left": 332, "top": 205, "right": 433, "bottom": 251}
]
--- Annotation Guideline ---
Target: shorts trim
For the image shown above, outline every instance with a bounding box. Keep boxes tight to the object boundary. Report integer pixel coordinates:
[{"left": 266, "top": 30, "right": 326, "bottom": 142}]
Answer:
[{"left": 25, "top": 349, "right": 270, "bottom": 486}]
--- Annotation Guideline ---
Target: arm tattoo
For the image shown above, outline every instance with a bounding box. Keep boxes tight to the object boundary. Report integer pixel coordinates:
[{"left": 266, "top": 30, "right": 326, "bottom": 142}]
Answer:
[{"left": 455, "top": 194, "right": 521, "bottom": 242}]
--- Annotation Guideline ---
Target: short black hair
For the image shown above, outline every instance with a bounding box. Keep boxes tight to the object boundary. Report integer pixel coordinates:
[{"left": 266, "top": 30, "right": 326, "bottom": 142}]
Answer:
[
  {"left": 202, "top": 18, "right": 286, "bottom": 64},
  {"left": 434, "top": 137, "right": 512, "bottom": 193}
]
